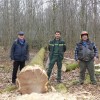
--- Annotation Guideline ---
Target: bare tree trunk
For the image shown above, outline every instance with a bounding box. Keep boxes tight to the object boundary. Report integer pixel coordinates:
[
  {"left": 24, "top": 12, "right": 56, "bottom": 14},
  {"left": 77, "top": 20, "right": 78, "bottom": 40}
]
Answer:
[{"left": 2, "top": 0, "right": 10, "bottom": 50}]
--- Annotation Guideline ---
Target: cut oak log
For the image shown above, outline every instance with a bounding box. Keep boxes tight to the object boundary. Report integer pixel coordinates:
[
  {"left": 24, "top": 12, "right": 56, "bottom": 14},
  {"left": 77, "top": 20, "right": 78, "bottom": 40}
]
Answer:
[{"left": 16, "top": 48, "right": 48, "bottom": 94}]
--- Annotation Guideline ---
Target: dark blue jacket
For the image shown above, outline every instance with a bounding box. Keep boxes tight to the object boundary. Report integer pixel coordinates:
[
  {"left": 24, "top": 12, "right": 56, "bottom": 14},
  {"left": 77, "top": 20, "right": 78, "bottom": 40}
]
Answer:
[
  {"left": 75, "top": 40, "right": 98, "bottom": 61},
  {"left": 10, "top": 39, "right": 29, "bottom": 61}
]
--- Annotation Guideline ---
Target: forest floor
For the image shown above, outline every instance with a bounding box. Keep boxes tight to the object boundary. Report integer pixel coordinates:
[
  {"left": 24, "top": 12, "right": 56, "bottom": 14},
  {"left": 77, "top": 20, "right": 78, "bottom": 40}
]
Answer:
[{"left": 0, "top": 48, "right": 100, "bottom": 100}]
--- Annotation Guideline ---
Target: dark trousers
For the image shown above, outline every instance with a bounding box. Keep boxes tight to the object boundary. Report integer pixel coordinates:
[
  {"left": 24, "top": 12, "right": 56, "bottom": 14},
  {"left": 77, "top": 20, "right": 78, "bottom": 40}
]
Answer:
[
  {"left": 79, "top": 60, "right": 96, "bottom": 84},
  {"left": 12, "top": 61, "right": 25, "bottom": 83},
  {"left": 47, "top": 55, "right": 62, "bottom": 81}
]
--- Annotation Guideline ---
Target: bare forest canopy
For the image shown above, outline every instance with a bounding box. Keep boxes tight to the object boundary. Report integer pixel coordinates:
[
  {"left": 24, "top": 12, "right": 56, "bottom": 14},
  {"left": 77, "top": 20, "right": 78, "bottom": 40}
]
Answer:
[{"left": 0, "top": 0, "right": 100, "bottom": 50}]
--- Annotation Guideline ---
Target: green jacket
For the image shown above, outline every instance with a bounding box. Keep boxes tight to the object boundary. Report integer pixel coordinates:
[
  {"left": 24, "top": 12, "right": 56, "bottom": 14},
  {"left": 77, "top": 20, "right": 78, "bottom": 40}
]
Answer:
[{"left": 48, "top": 39, "right": 66, "bottom": 60}]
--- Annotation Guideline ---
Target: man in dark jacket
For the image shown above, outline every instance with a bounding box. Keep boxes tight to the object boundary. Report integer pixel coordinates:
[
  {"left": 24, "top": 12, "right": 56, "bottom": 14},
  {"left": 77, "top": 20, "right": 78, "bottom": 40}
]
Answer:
[
  {"left": 10, "top": 31, "right": 29, "bottom": 84},
  {"left": 75, "top": 31, "right": 99, "bottom": 85},
  {"left": 47, "top": 31, "right": 66, "bottom": 83}
]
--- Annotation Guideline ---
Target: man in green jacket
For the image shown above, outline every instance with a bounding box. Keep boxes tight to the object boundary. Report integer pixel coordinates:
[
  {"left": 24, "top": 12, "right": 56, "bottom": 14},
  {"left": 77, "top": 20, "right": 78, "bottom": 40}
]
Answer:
[{"left": 47, "top": 31, "right": 66, "bottom": 83}]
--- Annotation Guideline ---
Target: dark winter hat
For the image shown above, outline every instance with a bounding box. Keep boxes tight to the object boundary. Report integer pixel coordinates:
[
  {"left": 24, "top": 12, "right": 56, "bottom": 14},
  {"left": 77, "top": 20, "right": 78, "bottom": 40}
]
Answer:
[{"left": 18, "top": 31, "right": 25, "bottom": 35}]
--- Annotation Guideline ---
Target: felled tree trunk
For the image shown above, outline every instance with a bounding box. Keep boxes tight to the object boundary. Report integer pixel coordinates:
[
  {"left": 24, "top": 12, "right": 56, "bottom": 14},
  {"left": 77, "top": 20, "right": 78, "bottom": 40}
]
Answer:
[
  {"left": 16, "top": 48, "right": 48, "bottom": 94},
  {"left": 45, "top": 57, "right": 79, "bottom": 72},
  {"left": 62, "top": 58, "right": 79, "bottom": 72},
  {"left": 29, "top": 48, "right": 45, "bottom": 68},
  {"left": 95, "top": 63, "right": 100, "bottom": 73}
]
